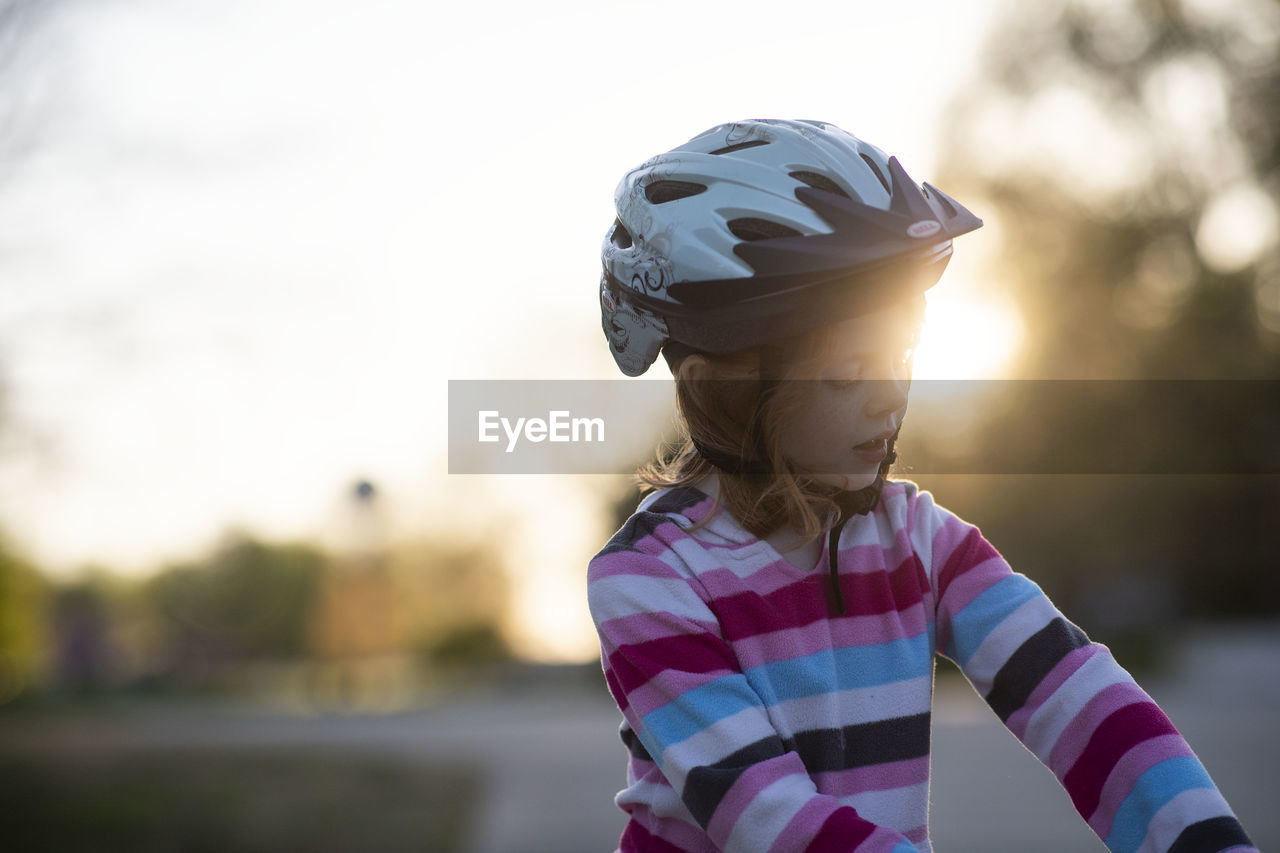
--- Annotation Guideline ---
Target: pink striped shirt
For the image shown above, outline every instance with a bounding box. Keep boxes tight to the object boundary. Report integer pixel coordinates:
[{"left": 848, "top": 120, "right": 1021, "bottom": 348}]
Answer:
[{"left": 587, "top": 480, "right": 1254, "bottom": 853}]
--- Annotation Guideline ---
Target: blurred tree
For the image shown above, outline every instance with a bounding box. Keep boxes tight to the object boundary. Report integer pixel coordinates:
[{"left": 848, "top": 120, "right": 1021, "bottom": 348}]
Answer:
[
  {"left": 926, "top": 0, "right": 1280, "bottom": 626},
  {"left": 48, "top": 571, "right": 131, "bottom": 694},
  {"left": 941, "top": 0, "right": 1279, "bottom": 378},
  {"left": 425, "top": 623, "right": 511, "bottom": 669},
  {"left": 0, "top": 533, "right": 46, "bottom": 704},
  {"left": 390, "top": 537, "right": 512, "bottom": 671},
  {"left": 146, "top": 535, "right": 328, "bottom": 683}
]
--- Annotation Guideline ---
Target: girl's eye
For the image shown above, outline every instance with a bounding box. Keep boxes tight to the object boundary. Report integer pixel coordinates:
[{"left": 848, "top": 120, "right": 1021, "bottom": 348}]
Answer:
[
  {"left": 821, "top": 345, "right": 913, "bottom": 387},
  {"left": 821, "top": 367, "right": 863, "bottom": 389}
]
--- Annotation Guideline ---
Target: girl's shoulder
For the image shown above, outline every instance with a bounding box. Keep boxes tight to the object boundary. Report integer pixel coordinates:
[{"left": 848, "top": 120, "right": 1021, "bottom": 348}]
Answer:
[
  {"left": 634, "top": 484, "right": 710, "bottom": 519},
  {"left": 879, "top": 478, "right": 999, "bottom": 579},
  {"left": 876, "top": 478, "right": 975, "bottom": 553},
  {"left": 586, "top": 487, "right": 731, "bottom": 627},
  {"left": 878, "top": 477, "right": 927, "bottom": 528},
  {"left": 879, "top": 477, "right": 953, "bottom": 525},
  {"left": 589, "top": 485, "right": 749, "bottom": 573}
]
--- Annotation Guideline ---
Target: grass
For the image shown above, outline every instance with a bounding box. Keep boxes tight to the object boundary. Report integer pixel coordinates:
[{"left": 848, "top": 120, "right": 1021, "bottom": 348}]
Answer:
[{"left": 0, "top": 744, "right": 479, "bottom": 852}]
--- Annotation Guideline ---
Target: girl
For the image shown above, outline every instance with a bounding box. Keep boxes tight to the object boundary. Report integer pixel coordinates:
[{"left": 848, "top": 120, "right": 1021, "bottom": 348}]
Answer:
[{"left": 588, "top": 120, "right": 1255, "bottom": 853}]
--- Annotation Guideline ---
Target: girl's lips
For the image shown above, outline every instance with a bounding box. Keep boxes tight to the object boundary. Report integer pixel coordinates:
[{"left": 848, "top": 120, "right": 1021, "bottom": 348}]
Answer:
[
  {"left": 853, "top": 429, "right": 895, "bottom": 450},
  {"left": 853, "top": 438, "right": 888, "bottom": 462}
]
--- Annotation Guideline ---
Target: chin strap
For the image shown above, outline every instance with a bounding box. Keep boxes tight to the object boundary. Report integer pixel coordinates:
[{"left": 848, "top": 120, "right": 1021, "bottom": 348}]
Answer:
[
  {"left": 692, "top": 426, "right": 901, "bottom": 617},
  {"left": 825, "top": 428, "right": 898, "bottom": 615}
]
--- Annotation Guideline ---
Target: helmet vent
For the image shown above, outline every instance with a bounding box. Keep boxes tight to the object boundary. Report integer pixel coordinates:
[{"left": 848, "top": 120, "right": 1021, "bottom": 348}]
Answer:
[
  {"left": 727, "top": 217, "right": 803, "bottom": 242},
  {"left": 925, "top": 183, "right": 958, "bottom": 218},
  {"left": 644, "top": 180, "right": 708, "bottom": 205},
  {"left": 610, "top": 219, "right": 633, "bottom": 249},
  {"left": 860, "top": 154, "right": 891, "bottom": 195},
  {"left": 789, "top": 171, "right": 852, "bottom": 200},
  {"left": 708, "top": 139, "right": 770, "bottom": 156}
]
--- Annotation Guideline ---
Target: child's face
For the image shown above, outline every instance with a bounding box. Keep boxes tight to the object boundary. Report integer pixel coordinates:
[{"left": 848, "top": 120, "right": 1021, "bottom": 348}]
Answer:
[{"left": 780, "top": 299, "right": 922, "bottom": 491}]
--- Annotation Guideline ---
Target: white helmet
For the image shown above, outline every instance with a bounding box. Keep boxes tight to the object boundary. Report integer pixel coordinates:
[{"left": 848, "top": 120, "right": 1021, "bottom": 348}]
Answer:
[{"left": 599, "top": 119, "right": 982, "bottom": 376}]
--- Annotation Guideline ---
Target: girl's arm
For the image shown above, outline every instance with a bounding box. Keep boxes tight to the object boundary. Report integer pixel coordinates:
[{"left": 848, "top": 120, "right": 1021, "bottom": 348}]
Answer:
[
  {"left": 915, "top": 489, "right": 1256, "bottom": 853},
  {"left": 589, "top": 543, "right": 917, "bottom": 853}
]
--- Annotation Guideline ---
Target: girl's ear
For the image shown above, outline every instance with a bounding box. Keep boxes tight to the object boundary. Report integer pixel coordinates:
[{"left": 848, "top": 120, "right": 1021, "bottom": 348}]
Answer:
[
  {"left": 675, "top": 353, "right": 711, "bottom": 384},
  {"left": 676, "top": 352, "right": 763, "bottom": 384}
]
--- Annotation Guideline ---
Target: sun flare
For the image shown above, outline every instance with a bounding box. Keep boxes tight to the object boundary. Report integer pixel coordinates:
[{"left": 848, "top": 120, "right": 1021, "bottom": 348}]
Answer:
[{"left": 913, "top": 292, "right": 1024, "bottom": 380}]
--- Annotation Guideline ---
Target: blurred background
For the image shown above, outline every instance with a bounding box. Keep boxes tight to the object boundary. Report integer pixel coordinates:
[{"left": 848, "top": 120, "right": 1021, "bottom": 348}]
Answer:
[{"left": 0, "top": 0, "right": 1276, "bottom": 850}]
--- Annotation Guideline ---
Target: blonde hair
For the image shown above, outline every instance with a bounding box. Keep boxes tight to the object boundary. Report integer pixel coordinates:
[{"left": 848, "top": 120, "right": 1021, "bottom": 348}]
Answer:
[{"left": 636, "top": 328, "right": 859, "bottom": 547}]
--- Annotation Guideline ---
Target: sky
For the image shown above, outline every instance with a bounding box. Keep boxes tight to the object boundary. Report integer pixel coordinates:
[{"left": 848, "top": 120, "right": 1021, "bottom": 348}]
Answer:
[{"left": 0, "top": 0, "right": 1015, "bottom": 660}]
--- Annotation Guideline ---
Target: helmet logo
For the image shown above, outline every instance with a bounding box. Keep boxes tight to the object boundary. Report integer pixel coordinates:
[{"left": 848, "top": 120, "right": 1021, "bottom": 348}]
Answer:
[{"left": 907, "top": 220, "right": 942, "bottom": 239}]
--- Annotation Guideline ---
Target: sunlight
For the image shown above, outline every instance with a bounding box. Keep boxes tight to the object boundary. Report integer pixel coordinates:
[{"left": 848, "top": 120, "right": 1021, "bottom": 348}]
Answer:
[
  {"left": 508, "top": 570, "right": 601, "bottom": 664},
  {"left": 1195, "top": 183, "right": 1278, "bottom": 274},
  {"left": 914, "top": 290, "right": 1025, "bottom": 380},
  {"left": 499, "top": 479, "right": 608, "bottom": 664}
]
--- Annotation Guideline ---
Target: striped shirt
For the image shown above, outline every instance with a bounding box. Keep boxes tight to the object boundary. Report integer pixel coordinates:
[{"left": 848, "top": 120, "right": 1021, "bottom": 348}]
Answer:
[{"left": 587, "top": 481, "right": 1255, "bottom": 853}]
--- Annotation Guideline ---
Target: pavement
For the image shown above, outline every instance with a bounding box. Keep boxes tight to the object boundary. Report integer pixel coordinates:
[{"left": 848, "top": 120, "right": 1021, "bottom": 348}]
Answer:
[{"left": 2, "top": 624, "right": 1277, "bottom": 852}]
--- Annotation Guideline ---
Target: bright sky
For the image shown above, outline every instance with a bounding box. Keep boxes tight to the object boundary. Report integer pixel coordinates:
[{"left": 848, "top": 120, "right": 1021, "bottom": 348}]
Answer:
[{"left": 0, "top": 0, "right": 1010, "bottom": 661}]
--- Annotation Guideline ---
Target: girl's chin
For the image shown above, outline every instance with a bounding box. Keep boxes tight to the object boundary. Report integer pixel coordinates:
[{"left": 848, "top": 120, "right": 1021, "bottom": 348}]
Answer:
[{"left": 811, "top": 471, "right": 881, "bottom": 492}]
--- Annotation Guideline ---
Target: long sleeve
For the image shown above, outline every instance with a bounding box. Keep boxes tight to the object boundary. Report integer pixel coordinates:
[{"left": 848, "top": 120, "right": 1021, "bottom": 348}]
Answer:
[
  {"left": 589, "top": 529, "right": 919, "bottom": 853},
  {"left": 915, "top": 489, "right": 1256, "bottom": 853}
]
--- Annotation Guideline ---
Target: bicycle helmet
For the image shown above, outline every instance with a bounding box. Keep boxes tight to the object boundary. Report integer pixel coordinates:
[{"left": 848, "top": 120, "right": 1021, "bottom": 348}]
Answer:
[{"left": 599, "top": 119, "right": 982, "bottom": 376}]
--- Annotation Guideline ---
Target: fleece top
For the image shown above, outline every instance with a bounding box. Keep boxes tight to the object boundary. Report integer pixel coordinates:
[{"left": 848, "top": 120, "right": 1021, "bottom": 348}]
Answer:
[{"left": 586, "top": 480, "right": 1255, "bottom": 853}]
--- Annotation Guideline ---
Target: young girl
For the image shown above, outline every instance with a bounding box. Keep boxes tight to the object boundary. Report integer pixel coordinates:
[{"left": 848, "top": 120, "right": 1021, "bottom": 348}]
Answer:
[{"left": 588, "top": 120, "right": 1255, "bottom": 853}]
